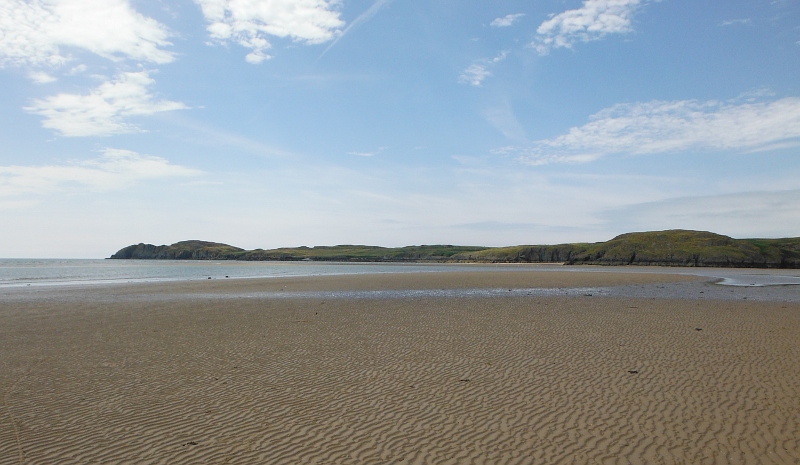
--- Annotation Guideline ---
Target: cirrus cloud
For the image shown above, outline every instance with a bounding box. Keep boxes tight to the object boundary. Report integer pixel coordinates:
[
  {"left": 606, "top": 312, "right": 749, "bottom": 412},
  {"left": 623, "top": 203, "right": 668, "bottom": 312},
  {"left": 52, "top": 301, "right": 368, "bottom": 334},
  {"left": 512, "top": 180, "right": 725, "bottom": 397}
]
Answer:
[
  {"left": 24, "top": 71, "right": 188, "bottom": 137},
  {"left": 0, "top": 148, "right": 202, "bottom": 198},
  {"left": 496, "top": 96, "right": 800, "bottom": 165},
  {"left": 195, "top": 0, "right": 345, "bottom": 63}
]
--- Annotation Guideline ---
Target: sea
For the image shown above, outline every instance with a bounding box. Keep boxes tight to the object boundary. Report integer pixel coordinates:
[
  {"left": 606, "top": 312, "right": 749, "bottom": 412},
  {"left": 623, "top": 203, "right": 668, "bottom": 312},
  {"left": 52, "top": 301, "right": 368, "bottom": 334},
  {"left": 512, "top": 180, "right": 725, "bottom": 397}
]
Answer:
[{"left": 1, "top": 259, "right": 799, "bottom": 289}]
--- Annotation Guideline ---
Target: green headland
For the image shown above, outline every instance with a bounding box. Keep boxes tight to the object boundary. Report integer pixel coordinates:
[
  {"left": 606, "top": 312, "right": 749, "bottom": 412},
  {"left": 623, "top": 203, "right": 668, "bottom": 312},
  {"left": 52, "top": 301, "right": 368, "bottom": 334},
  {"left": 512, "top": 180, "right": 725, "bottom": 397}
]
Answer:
[{"left": 109, "top": 230, "right": 800, "bottom": 268}]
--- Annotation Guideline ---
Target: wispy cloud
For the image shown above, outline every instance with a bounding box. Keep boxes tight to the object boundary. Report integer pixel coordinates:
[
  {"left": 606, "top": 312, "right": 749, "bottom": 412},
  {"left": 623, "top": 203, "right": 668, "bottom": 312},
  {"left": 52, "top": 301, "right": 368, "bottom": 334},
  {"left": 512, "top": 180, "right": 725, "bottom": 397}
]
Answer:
[
  {"left": 720, "top": 18, "right": 751, "bottom": 26},
  {"left": 24, "top": 71, "right": 188, "bottom": 137},
  {"left": 28, "top": 71, "right": 57, "bottom": 84},
  {"left": 459, "top": 51, "right": 509, "bottom": 87},
  {"left": 0, "top": 148, "right": 201, "bottom": 198},
  {"left": 606, "top": 189, "right": 800, "bottom": 238},
  {"left": 318, "top": 0, "right": 393, "bottom": 60},
  {"left": 459, "top": 64, "right": 491, "bottom": 87},
  {"left": 195, "top": 0, "right": 345, "bottom": 63},
  {"left": 348, "top": 147, "right": 387, "bottom": 157},
  {"left": 0, "top": 0, "right": 174, "bottom": 69},
  {"left": 532, "top": 0, "right": 646, "bottom": 55},
  {"left": 497, "top": 96, "right": 800, "bottom": 165},
  {"left": 484, "top": 101, "right": 526, "bottom": 140},
  {"left": 491, "top": 13, "right": 525, "bottom": 28},
  {"left": 161, "top": 114, "right": 297, "bottom": 159}
]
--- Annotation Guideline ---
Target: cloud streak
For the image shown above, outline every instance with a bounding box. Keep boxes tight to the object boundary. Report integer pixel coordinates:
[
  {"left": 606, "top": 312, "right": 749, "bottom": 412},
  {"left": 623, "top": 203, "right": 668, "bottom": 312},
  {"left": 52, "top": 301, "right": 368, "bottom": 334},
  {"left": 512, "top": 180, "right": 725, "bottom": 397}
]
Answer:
[
  {"left": 497, "top": 96, "right": 800, "bottom": 165},
  {"left": 532, "top": 0, "right": 645, "bottom": 55},
  {"left": 318, "top": 0, "right": 392, "bottom": 60},
  {"left": 0, "top": 149, "right": 201, "bottom": 198},
  {"left": 348, "top": 146, "right": 387, "bottom": 157},
  {"left": 195, "top": 0, "right": 345, "bottom": 63},
  {"left": 606, "top": 189, "right": 800, "bottom": 238},
  {"left": 24, "top": 71, "right": 188, "bottom": 137}
]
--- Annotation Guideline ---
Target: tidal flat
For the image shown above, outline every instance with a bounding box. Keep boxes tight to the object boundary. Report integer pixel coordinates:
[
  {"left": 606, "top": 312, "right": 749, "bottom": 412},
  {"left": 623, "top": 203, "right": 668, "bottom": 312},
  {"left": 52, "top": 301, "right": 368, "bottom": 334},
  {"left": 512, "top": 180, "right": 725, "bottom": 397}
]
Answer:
[{"left": 1, "top": 270, "right": 798, "bottom": 464}]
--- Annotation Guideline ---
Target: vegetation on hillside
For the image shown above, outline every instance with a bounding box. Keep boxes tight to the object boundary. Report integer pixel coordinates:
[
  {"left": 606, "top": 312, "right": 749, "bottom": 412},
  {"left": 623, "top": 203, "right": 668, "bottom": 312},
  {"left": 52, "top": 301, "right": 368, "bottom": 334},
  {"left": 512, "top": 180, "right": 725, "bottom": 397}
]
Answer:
[{"left": 109, "top": 230, "right": 800, "bottom": 268}]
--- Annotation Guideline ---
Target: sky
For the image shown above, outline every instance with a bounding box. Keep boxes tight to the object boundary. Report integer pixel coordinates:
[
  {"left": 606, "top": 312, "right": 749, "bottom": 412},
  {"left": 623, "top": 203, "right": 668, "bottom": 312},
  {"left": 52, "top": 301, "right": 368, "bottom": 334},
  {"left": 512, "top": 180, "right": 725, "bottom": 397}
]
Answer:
[{"left": 1, "top": 0, "right": 800, "bottom": 258}]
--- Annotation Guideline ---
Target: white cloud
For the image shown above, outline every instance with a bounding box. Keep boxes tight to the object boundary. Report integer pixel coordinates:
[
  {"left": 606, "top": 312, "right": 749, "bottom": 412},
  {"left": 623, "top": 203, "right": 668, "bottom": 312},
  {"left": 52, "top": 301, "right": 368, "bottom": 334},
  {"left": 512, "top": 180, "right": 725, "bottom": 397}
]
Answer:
[
  {"left": 720, "top": 18, "right": 751, "bottom": 26},
  {"left": 68, "top": 64, "right": 87, "bottom": 75},
  {"left": 195, "top": 0, "right": 345, "bottom": 63},
  {"left": 24, "top": 71, "right": 188, "bottom": 137},
  {"left": 28, "top": 71, "right": 57, "bottom": 84},
  {"left": 0, "top": 148, "right": 201, "bottom": 198},
  {"left": 532, "top": 0, "right": 645, "bottom": 55},
  {"left": 490, "top": 50, "right": 509, "bottom": 63},
  {"left": 0, "top": 0, "right": 174, "bottom": 68},
  {"left": 459, "top": 64, "right": 491, "bottom": 87},
  {"left": 491, "top": 13, "right": 525, "bottom": 27},
  {"left": 459, "top": 51, "right": 508, "bottom": 87},
  {"left": 501, "top": 96, "right": 800, "bottom": 165}
]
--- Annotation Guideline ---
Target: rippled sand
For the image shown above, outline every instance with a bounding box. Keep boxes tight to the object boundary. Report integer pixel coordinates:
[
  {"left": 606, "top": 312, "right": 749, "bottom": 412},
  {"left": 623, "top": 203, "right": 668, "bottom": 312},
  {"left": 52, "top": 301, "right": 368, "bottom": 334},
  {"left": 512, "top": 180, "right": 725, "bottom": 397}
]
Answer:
[{"left": 1, "top": 271, "right": 798, "bottom": 464}]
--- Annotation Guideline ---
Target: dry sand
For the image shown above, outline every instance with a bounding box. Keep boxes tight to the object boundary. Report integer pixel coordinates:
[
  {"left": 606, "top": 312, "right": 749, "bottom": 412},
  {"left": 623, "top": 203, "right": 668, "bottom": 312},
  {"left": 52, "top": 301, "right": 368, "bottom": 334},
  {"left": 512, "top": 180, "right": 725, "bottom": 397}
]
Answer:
[{"left": 1, "top": 270, "right": 798, "bottom": 464}]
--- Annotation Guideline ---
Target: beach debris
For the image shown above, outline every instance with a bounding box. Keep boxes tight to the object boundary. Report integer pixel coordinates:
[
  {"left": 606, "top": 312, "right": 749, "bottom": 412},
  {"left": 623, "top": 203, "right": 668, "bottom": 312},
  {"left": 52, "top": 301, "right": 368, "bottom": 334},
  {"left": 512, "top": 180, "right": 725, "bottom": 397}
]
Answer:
[
  {"left": 695, "top": 328, "right": 702, "bottom": 331},
  {"left": 207, "top": 277, "right": 211, "bottom": 280},
  {"left": 627, "top": 370, "right": 638, "bottom": 374},
  {"left": 182, "top": 441, "right": 198, "bottom": 446},
  {"left": 584, "top": 293, "right": 593, "bottom": 296},
  {"left": 459, "top": 379, "right": 470, "bottom": 382}
]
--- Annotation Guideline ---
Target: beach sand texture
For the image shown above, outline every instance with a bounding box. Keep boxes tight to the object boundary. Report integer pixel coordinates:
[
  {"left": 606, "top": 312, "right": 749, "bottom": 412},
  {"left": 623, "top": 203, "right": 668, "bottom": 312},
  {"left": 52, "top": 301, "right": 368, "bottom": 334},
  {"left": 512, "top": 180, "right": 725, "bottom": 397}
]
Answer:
[{"left": 1, "top": 271, "right": 798, "bottom": 464}]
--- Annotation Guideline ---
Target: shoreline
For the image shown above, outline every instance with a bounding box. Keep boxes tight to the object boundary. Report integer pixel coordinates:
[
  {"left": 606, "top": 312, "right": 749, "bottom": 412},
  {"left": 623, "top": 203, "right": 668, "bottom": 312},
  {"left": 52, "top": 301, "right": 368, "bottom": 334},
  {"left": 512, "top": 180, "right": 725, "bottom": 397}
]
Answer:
[{"left": 2, "top": 260, "right": 800, "bottom": 291}]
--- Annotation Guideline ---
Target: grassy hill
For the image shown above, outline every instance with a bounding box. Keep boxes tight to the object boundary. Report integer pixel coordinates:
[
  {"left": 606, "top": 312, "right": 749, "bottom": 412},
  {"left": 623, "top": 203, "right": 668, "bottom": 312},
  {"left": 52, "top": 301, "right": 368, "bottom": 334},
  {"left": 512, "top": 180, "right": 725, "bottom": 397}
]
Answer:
[
  {"left": 110, "top": 242, "right": 486, "bottom": 262},
  {"left": 109, "top": 230, "right": 800, "bottom": 268}
]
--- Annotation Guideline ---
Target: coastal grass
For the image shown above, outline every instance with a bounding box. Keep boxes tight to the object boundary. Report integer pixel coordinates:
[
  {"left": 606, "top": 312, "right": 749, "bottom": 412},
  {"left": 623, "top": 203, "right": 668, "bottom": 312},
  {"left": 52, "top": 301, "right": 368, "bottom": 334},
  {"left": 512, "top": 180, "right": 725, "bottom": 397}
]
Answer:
[{"left": 110, "top": 230, "right": 800, "bottom": 268}]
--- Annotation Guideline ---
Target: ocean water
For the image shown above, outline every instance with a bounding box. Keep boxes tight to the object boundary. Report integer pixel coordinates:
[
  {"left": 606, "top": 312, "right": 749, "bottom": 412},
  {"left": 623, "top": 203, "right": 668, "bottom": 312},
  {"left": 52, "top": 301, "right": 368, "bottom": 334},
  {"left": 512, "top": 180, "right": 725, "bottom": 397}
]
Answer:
[
  {"left": 0, "top": 259, "right": 526, "bottom": 288},
  {"left": 0, "top": 259, "right": 798, "bottom": 289}
]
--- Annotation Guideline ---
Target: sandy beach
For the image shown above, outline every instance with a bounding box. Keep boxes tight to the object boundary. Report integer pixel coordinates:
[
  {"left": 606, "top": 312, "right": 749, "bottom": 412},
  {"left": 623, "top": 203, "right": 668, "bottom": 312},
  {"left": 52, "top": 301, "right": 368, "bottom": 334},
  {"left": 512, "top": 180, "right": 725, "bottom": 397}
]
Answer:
[{"left": 1, "top": 270, "right": 798, "bottom": 464}]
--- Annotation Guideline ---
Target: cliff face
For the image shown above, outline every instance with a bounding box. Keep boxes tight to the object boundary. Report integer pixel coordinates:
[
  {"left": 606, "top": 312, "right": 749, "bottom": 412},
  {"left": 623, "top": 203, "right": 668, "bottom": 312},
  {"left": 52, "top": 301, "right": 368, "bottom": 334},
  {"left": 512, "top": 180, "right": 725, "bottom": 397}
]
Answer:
[{"left": 109, "top": 231, "right": 800, "bottom": 268}]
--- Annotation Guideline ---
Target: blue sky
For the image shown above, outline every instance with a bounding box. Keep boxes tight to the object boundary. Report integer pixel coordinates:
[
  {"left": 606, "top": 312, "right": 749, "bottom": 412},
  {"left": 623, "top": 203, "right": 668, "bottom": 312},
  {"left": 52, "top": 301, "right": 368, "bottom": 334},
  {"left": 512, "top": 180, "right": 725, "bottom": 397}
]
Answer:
[{"left": 1, "top": 0, "right": 799, "bottom": 258}]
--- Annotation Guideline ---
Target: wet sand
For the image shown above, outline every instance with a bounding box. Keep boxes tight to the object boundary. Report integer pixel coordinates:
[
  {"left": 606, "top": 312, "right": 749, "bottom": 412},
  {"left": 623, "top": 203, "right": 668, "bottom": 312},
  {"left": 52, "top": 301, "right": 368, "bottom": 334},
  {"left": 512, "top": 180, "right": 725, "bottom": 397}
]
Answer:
[{"left": 1, "top": 270, "right": 798, "bottom": 464}]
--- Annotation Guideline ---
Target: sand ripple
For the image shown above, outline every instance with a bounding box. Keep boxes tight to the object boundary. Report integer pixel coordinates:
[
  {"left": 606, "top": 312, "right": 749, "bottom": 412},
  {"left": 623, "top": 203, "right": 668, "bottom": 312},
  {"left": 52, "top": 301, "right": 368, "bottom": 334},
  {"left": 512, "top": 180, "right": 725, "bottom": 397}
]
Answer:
[{"left": 1, "top": 294, "right": 799, "bottom": 464}]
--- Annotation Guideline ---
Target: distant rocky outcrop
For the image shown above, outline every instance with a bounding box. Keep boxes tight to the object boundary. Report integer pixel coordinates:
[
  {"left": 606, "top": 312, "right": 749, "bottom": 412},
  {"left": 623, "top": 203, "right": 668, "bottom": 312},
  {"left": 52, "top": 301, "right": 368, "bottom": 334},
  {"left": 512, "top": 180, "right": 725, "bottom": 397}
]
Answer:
[
  {"left": 109, "top": 240, "right": 244, "bottom": 260},
  {"left": 451, "top": 230, "right": 800, "bottom": 268},
  {"left": 567, "top": 230, "right": 798, "bottom": 268},
  {"left": 109, "top": 230, "right": 800, "bottom": 268}
]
